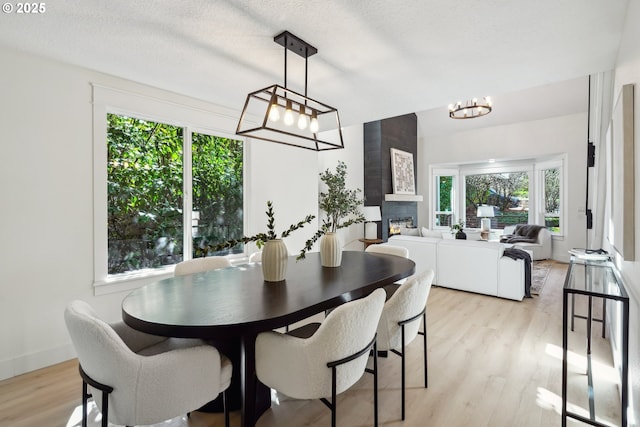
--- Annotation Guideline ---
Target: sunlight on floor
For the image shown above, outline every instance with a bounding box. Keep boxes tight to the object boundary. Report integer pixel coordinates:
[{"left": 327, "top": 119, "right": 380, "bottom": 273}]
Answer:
[
  {"left": 545, "top": 343, "right": 619, "bottom": 384},
  {"left": 66, "top": 402, "right": 100, "bottom": 427},
  {"left": 270, "top": 388, "right": 281, "bottom": 406},
  {"left": 536, "top": 387, "right": 617, "bottom": 427},
  {"left": 65, "top": 401, "right": 189, "bottom": 427}
]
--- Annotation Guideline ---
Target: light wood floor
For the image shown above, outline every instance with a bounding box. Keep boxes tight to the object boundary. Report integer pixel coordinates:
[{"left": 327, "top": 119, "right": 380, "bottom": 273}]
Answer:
[{"left": 0, "top": 261, "right": 622, "bottom": 427}]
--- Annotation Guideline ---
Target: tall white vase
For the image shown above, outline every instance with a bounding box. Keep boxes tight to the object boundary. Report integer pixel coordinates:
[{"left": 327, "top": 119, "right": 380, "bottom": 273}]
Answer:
[
  {"left": 320, "top": 232, "right": 342, "bottom": 267},
  {"left": 261, "top": 239, "right": 288, "bottom": 282}
]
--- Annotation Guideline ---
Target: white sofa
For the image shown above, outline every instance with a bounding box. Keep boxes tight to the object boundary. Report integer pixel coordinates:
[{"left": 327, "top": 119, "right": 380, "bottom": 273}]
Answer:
[
  {"left": 386, "top": 234, "right": 525, "bottom": 301},
  {"left": 501, "top": 225, "right": 552, "bottom": 260}
]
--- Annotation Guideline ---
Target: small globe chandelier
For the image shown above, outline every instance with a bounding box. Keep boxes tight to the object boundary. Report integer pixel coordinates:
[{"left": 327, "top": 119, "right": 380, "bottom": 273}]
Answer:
[
  {"left": 236, "top": 31, "right": 344, "bottom": 151},
  {"left": 448, "top": 97, "right": 492, "bottom": 119}
]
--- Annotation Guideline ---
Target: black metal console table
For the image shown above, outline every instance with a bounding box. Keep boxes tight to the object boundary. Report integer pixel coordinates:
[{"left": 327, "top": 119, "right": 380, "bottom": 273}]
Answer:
[{"left": 562, "top": 257, "right": 629, "bottom": 427}]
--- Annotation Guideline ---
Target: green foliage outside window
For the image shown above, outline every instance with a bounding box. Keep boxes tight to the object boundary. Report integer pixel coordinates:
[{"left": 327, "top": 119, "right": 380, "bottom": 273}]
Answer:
[
  {"left": 435, "top": 175, "right": 454, "bottom": 227},
  {"left": 107, "top": 114, "right": 243, "bottom": 275},
  {"left": 192, "top": 132, "right": 244, "bottom": 257},
  {"left": 544, "top": 168, "right": 560, "bottom": 232},
  {"left": 438, "top": 176, "right": 452, "bottom": 211}
]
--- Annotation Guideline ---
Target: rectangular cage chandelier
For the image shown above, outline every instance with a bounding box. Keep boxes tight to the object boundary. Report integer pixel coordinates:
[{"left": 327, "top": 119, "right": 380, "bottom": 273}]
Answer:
[{"left": 236, "top": 31, "right": 345, "bottom": 151}]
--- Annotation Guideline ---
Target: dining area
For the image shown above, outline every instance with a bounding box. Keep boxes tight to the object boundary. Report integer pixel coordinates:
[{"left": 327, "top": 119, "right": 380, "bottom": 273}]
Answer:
[{"left": 64, "top": 250, "right": 430, "bottom": 427}]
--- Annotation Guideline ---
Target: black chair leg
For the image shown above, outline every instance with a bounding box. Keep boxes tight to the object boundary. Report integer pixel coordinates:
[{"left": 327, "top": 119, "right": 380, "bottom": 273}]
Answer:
[
  {"left": 101, "top": 390, "right": 109, "bottom": 427},
  {"left": 373, "top": 340, "right": 379, "bottom": 427},
  {"left": 224, "top": 390, "right": 230, "bottom": 427},
  {"left": 331, "top": 366, "right": 337, "bottom": 427},
  {"left": 81, "top": 381, "right": 88, "bottom": 427},
  {"left": 423, "top": 312, "right": 428, "bottom": 388},
  {"left": 401, "top": 325, "right": 406, "bottom": 421}
]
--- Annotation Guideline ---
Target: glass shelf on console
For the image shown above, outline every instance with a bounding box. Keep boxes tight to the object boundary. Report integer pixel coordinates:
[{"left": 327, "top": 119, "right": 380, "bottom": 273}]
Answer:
[{"left": 564, "top": 257, "right": 627, "bottom": 299}]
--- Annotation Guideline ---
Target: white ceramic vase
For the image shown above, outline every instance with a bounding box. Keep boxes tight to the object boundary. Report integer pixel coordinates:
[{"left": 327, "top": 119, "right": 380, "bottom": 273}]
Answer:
[
  {"left": 320, "top": 232, "right": 342, "bottom": 267},
  {"left": 261, "top": 239, "right": 288, "bottom": 282}
]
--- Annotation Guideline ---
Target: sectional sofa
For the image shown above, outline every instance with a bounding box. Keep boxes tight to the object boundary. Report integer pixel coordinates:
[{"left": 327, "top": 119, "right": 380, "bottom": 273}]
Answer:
[{"left": 385, "top": 234, "right": 526, "bottom": 301}]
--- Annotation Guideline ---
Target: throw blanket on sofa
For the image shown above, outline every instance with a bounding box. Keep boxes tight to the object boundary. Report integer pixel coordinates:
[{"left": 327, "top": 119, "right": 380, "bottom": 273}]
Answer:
[
  {"left": 503, "top": 248, "right": 532, "bottom": 298},
  {"left": 500, "top": 224, "right": 545, "bottom": 244}
]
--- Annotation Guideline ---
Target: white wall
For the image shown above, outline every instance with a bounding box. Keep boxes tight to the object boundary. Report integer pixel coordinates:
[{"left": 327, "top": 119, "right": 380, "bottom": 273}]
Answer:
[
  {"left": 415, "top": 112, "right": 588, "bottom": 261},
  {"left": 607, "top": 0, "right": 640, "bottom": 422},
  {"left": 317, "top": 125, "right": 366, "bottom": 251},
  {"left": 0, "top": 46, "right": 320, "bottom": 379}
]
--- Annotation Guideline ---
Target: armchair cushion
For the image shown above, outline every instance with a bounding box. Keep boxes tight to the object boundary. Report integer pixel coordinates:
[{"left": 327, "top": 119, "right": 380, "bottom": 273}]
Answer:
[{"left": 500, "top": 224, "right": 552, "bottom": 260}]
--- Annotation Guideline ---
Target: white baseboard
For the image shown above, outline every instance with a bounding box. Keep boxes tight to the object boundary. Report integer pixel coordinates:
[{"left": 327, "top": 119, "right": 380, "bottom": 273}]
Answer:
[{"left": 0, "top": 343, "right": 76, "bottom": 381}]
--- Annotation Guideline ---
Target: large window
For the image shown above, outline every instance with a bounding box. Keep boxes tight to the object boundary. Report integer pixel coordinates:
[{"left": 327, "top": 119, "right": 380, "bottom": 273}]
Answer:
[
  {"left": 92, "top": 85, "right": 244, "bottom": 291},
  {"left": 107, "top": 114, "right": 243, "bottom": 276},
  {"left": 464, "top": 171, "right": 529, "bottom": 229},
  {"left": 431, "top": 158, "right": 565, "bottom": 235}
]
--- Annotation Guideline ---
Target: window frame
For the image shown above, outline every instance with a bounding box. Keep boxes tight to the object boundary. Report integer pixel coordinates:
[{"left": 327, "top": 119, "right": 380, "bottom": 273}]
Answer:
[
  {"left": 460, "top": 163, "right": 534, "bottom": 230},
  {"left": 534, "top": 158, "right": 565, "bottom": 236},
  {"left": 430, "top": 157, "right": 565, "bottom": 236},
  {"left": 92, "top": 84, "right": 245, "bottom": 295},
  {"left": 431, "top": 168, "right": 459, "bottom": 230}
]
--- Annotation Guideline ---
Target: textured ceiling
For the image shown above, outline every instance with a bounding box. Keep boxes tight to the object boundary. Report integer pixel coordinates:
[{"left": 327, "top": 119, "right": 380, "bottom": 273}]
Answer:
[{"left": 0, "top": 0, "right": 630, "bottom": 128}]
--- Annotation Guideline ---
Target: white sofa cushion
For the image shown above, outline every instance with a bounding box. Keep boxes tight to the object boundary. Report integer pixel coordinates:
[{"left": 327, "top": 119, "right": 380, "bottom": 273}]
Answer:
[
  {"left": 399, "top": 227, "right": 421, "bottom": 236},
  {"left": 420, "top": 227, "right": 444, "bottom": 239}
]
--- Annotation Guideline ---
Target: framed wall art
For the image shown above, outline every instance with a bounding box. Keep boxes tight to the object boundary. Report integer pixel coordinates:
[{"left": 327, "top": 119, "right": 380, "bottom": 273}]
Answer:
[{"left": 390, "top": 148, "right": 416, "bottom": 195}]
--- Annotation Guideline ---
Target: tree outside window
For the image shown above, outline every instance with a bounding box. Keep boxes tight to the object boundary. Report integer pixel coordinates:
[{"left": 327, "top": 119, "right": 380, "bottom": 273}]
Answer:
[
  {"left": 543, "top": 168, "right": 560, "bottom": 232},
  {"left": 107, "top": 114, "right": 243, "bottom": 275},
  {"left": 465, "top": 172, "right": 529, "bottom": 229},
  {"left": 435, "top": 175, "right": 454, "bottom": 226}
]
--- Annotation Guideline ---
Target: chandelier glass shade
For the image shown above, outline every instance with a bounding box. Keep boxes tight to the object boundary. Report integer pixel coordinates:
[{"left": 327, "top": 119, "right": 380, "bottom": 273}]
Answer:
[
  {"left": 448, "top": 97, "right": 492, "bottom": 119},
  {"left": 236, "top": 31, "right": 344, "bottom": 151}
]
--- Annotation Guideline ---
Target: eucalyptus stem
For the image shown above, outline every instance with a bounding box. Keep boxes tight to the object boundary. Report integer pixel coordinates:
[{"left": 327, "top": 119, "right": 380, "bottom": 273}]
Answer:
[{"left": 205, "top": 201, "right": 314, "bottom": 255}]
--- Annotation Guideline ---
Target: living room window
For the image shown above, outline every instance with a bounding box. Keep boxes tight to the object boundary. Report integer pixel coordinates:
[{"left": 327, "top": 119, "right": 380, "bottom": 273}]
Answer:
[
  {"left": 432, "top": 169, "right": 458, "bottom": 227},
  {"left": 92, "top": 84, "right": 244, "bottom": 292},
  {"left": 536, "top": 159, "right": 563, "bottom": 235},
  {"left": 431, "top": 157, "right": 565, "bottom": 236},
  {"left": 464, "top": 170, "right": 529, "bottom": 230}
]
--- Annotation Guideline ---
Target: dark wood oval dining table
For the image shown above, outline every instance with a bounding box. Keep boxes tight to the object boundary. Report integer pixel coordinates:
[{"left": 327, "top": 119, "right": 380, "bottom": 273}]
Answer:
[{"left": 122, "top": 251, "right": 415, "bottom": 427}]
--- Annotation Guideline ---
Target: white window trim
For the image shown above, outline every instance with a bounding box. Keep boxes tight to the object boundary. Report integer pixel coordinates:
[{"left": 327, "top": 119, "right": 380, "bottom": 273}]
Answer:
[
  {"left": 459, "top": 163, "right": 535, "bottom": 228},
  {"left": 430, "top": 167, "right": 458, "bottom": 230},
  {"left": 430, "top": 156, "right": 566, "bottom": 235},
  {"left": 534, "top": 156, "right": 566, "bottom": 237},
  {"left": 92, "top": 84, "right": 244, "bottom": 295}
]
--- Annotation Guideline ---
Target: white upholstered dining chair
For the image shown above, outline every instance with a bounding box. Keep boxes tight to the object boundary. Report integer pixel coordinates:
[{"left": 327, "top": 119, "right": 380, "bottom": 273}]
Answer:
[
  {"left": 366, "top": 243, "right": 410, "bottom": 286},
  {"left": 365, "top": 243, "right": 410, "bottom": 259},
  {"left": 174, "top": 255, "right": 232, "bottom": 276},
  {"left": 248, "top": 251, "right": 262, "bottom": 263},
  {"left": 255, "top": 288, "right": 387, "bottom": 427},
  {"left": 64, "top": 300, "right": 232, "bottom": 427},
  {"left": 376, "top": 269, "right": 435, "bottom": 420}
]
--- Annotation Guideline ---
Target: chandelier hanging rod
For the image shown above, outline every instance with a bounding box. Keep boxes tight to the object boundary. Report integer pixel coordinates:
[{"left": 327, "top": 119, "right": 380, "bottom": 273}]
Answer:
[{"left": 274, "top": 31, "right": 317, "bottom": 96}]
